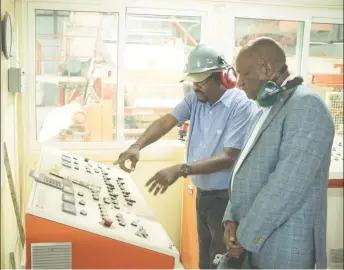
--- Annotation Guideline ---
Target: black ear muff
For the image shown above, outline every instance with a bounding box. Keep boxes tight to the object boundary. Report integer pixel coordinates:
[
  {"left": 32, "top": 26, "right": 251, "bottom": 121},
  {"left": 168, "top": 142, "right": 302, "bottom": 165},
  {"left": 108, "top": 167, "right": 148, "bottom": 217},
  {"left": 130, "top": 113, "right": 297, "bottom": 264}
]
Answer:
[
  {"left": 257, "top": 76, "right": 304, "bottom": 107},
  {"left": 220, "top": 68, "right": 237, "bottom": 89}
]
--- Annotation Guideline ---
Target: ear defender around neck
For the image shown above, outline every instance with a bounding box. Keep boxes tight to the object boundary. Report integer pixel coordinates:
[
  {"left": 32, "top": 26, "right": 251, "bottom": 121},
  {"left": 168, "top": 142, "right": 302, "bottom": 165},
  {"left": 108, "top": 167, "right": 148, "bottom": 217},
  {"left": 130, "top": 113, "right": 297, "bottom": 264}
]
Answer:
[
  {"left": 257, "top": 64, "right": 287, "bottom": 107},
  {"left": 257, "top": 81, "right": 281, "bottom": 107},
  {"left": 257, "top": 75, "right": 304, "bottom": 107}
]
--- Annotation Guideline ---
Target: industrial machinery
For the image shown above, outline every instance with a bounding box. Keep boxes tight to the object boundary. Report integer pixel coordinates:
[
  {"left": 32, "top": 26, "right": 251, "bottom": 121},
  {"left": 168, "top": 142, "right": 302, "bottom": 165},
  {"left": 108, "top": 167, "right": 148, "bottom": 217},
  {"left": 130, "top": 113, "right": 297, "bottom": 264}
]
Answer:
[
  {"left": 329, "top": 135, "right": 344, "bottom": 183},
  {"left": 26, "top": 147, "right": 179, "bottom": 269}
]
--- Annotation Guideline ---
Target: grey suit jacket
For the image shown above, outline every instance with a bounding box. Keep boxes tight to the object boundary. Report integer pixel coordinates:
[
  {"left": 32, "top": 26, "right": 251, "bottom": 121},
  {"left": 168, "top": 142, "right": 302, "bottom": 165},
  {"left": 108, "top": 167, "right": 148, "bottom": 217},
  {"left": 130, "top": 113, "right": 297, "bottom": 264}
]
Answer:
[{"left": 223, "top": 84, "right": 335, "bottom": 269}]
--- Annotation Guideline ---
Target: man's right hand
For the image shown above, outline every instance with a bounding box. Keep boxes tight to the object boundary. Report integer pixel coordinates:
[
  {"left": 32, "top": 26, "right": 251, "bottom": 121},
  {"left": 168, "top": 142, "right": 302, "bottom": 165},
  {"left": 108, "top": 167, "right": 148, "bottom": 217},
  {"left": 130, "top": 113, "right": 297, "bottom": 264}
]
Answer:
[
  {"left": 223, "top": 221, "right": 245, "bottom": 258},
  {"left": 113, "top": 144, "right": 140, "bottom": 173}
]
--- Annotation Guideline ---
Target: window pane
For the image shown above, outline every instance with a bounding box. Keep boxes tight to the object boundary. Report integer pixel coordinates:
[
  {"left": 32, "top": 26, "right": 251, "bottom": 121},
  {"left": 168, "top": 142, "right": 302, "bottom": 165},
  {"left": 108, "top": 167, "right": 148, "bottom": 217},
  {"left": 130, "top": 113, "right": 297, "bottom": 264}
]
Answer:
[
  {"left": 234, "top": 18, "right": 304, "bottom": 75},
  {"left": 35, "top": 10, "right": 118, "bottom": 142},
  {"left": 124, "top": 13, "right": 202, "bottom": 140},
  {"left": 307, "top": 23, "right": 343, "bottom": 136}
]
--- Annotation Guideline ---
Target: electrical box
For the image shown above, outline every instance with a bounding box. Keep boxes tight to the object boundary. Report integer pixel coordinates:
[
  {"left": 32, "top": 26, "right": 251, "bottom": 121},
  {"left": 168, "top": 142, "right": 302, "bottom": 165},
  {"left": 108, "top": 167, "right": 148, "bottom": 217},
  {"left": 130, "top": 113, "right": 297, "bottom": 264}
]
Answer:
[{"left": 8, "top": 67, "right": 25, "bottom": 93}]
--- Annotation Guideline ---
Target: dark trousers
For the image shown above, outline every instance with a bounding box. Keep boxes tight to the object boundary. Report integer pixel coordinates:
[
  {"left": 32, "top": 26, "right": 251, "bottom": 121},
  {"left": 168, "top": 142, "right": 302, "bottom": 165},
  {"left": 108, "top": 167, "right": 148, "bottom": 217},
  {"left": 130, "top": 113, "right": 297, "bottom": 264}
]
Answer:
[{"left": 196, "top": 188, "right": 229, "bottom": 269}]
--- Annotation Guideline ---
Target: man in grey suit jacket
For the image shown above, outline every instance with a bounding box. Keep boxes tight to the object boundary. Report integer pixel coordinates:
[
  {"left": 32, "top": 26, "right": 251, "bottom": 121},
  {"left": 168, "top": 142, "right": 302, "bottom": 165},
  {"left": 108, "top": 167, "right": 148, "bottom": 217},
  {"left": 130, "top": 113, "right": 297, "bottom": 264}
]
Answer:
[{"left": 222, "top": 37, "right": 335, "bottom": 268}]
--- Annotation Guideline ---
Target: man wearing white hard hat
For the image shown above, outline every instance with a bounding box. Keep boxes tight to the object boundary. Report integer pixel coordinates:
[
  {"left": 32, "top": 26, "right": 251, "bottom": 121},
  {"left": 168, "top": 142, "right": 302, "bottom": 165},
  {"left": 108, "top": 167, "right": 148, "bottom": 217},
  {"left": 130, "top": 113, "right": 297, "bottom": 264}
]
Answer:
[{"left": 115, "top": 44, "right": 258, "bottom": 269}]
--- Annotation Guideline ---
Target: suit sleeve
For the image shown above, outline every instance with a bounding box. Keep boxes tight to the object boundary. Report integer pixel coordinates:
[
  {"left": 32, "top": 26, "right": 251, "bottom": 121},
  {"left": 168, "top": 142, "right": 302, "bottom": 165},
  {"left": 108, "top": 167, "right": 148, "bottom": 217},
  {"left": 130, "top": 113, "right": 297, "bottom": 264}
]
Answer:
[
  {"left": 236, "top": 95, "right": 335, "bottom": 253},
  {"left": 222, "top": 197, "right": 236, "bottom": 224},
  {"left": 169, "top": 92, "right": 193, "bottom": 124}
]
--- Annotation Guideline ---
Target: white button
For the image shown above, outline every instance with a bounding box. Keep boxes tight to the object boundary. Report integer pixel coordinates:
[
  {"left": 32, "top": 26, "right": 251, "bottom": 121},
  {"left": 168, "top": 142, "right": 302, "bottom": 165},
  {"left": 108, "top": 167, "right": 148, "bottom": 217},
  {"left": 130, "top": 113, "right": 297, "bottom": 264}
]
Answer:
[{"left": 209, "top": 111, "right": 212, "bottom": 114}]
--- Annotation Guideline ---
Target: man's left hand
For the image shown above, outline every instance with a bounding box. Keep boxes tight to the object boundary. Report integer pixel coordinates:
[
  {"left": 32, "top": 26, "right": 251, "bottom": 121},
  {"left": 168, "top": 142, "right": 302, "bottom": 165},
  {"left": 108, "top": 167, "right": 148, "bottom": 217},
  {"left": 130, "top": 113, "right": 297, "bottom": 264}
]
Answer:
[
  {"left": 224, "top": 221, "right": 245, "bottom": 258},
  {"left": 145, "top": 165, "right": 183, "bottom": 195}
]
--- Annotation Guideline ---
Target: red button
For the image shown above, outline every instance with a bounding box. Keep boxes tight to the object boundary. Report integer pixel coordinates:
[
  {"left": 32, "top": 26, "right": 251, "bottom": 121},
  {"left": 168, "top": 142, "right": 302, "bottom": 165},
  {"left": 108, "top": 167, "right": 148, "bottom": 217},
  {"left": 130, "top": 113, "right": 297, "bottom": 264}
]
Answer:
[{"left": 103, "top": 218, "right": 113, "bottom": 227}]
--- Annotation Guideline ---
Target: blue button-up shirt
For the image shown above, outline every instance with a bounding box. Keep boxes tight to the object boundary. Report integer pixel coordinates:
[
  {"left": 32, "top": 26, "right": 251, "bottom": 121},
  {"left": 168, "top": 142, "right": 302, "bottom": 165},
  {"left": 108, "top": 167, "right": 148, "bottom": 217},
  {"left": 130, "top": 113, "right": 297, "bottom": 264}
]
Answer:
[{"left": 170, "top": 88, "right": 258, "bottom": 190}]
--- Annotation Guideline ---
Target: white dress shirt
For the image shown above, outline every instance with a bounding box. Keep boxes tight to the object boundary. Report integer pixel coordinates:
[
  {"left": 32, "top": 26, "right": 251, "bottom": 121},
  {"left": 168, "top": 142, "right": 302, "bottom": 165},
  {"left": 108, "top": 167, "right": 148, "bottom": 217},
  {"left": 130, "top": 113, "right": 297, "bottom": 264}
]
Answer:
[
  {"left": 230, "top": 76, "right": 293, "bottom": 190},
  {"left": 230, "top": 105, "right": 271, "bottom": 190}
]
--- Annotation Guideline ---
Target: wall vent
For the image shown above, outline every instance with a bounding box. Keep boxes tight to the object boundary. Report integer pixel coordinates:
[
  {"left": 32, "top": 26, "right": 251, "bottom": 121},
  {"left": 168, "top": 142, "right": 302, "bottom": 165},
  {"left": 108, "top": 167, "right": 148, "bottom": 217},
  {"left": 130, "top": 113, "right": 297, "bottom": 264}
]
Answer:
[
  {"left": 328, "top": 248, "right": 344, "bottom": 269},
  {"left": 31, "top": 242, "right": 72, "bottom": 269}
]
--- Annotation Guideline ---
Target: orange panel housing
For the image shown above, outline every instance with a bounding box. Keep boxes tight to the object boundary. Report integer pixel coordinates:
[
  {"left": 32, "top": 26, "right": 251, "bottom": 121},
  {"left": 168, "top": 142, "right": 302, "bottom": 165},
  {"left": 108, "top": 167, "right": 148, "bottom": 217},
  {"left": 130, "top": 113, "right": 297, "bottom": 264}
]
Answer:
[{"left": 26, "top": 214, "right": 175, "bottom": 269}]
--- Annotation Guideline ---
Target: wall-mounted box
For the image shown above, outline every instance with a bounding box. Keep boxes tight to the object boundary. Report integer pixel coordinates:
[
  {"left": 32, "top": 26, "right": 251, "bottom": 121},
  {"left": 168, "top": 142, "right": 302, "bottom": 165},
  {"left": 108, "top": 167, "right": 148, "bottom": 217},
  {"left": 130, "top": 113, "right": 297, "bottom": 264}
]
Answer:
[{"left": 8, "top": 67, "right": 25, "bottom": 93}]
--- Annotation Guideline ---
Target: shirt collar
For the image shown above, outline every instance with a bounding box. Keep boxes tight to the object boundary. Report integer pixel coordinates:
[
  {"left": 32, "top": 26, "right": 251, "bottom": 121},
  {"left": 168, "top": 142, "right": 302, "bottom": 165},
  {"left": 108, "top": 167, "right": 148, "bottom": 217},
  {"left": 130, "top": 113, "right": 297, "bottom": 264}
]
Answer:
[{"left": 208, "top": 89, "right": 234, "bottom": 107}]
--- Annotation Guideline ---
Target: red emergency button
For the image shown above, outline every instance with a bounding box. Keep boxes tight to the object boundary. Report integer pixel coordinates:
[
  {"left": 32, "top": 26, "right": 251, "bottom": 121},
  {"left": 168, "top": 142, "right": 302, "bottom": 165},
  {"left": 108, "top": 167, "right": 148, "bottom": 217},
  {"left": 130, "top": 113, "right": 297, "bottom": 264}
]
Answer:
[{"left": 103, "top": 218, "right": 113, "bottom": 227}]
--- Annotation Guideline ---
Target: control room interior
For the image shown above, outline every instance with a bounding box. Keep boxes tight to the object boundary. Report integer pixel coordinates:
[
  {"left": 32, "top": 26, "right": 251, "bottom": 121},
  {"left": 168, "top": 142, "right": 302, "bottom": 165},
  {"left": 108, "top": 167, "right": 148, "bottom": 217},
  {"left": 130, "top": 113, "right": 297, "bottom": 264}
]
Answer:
[{"left": 0, "top": 0, "right": 343, "bottom": 268}]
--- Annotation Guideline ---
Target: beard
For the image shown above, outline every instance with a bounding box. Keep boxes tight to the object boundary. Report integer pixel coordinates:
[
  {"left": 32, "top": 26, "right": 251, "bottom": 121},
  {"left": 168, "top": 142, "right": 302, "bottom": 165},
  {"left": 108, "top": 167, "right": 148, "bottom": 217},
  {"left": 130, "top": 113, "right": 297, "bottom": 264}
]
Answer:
[{"left": 195, "top": 91, "right": 207, "bottom": 103}]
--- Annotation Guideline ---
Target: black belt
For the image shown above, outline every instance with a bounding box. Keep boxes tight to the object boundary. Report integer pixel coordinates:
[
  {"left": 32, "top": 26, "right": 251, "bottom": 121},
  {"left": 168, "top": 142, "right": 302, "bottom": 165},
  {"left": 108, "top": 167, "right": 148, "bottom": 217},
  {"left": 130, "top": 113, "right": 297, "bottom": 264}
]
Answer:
[{"left": 197, "top": 188, "right": 228, "bottom": 195}]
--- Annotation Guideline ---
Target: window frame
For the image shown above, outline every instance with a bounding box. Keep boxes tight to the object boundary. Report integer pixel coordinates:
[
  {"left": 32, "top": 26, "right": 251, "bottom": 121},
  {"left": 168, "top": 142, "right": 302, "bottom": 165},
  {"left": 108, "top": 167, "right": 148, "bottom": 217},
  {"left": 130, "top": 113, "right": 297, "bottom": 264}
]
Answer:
[
  {"left": 225, "top": 3, "right": 342, "bottom": 77},
  {"left": 24, "top": 0, "right": 343, "bottom": 153},
  {"left": 302, "top": 17, "right": 343, "bottom": 80},
  {"left": 227, "top": 3, "right": 312, "bottom": 77},
  {"left": 26, "top": 1, "right": 210, "bottom": 152},
  {"left": 121, "top": 8, "right": 208, "bottom": 142}
]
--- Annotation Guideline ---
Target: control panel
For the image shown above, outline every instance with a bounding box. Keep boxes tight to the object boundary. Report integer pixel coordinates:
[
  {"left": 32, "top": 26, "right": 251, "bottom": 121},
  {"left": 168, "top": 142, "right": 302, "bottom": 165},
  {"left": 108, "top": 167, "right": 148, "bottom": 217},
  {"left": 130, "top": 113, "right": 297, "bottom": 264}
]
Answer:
[
  {"left": 26, "top": 147, "right": 179, "bottom": 269},
  {"left": 330, "top": 135, "right": 343, "bottom": 179}
]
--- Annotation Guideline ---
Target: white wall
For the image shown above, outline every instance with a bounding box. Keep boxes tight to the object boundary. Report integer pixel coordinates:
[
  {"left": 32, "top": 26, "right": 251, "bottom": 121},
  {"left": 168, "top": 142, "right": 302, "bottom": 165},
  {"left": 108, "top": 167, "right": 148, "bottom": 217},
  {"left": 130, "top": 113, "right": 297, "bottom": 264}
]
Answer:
[{"left": 1, "top": 0, "right": 23, "bottom": 268}]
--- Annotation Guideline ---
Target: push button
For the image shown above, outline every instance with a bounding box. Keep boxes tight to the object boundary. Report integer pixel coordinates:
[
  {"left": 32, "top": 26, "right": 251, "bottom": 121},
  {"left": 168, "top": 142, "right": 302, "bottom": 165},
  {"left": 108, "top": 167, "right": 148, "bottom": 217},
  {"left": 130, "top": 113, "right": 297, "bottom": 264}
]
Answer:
[
  {"left": 131, "top": 221, "right": 138, "bottom": 227},
  {"left": 119, "top": 221, "right": 126, "bottom": 227},
  {"left": 80, "top": 210, "right": 87, "bottom": 216},
  {"left": 79, "top": 200, "right": 86, "bottom": 206},
  {"left": 78, "top": 192, "right": 84, "bottom": 197},
  {"left": 103, "top": 218, "right": 113, "bottom": 227}
]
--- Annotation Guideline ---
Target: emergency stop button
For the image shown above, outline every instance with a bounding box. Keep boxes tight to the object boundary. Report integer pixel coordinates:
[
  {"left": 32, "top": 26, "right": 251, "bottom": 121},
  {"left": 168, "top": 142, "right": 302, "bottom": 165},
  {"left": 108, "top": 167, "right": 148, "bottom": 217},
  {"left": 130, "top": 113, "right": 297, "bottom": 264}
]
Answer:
[{"left": 103, "top": 218, "right": 113, "bottom": 227}]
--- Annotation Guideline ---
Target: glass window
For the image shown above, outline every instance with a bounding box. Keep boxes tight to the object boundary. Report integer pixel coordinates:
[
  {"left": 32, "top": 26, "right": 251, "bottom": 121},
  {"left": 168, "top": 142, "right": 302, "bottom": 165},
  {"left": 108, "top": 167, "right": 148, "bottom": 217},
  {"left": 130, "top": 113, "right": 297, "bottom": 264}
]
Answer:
[
  {"left": 124, "top": 13, "right": 202, "bottom": 140},
  {"left": 307, "top": 23, "right": 343, "bottom": 136},
  {"left": 35, "top": 10, "right": 118, "bottom": 142},
  {"left": 233, "top": 18, "right": 304, "bottom": 75}
]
